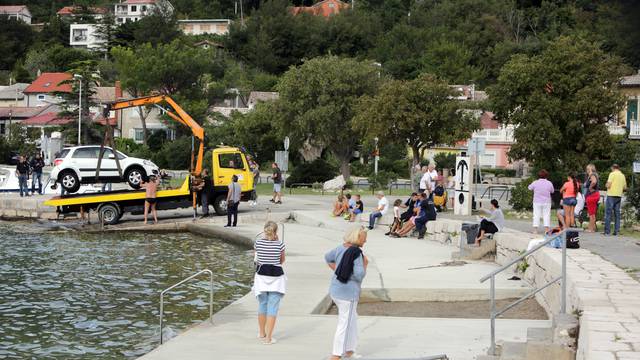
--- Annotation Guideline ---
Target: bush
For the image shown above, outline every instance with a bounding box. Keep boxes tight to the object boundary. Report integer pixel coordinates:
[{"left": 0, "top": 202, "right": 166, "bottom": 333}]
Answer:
[
  {"left": 625, "top": 179, "right": 640, "bottom": 221},
  {"left": 152, "top": 136, "right": 192, "bottom": 170},
  {"left": 433, "top": 152, "right": 456, "bottom": 171},
  {"left": 482, "top": 168, "right": 517, "bottom": 177},
  {"left": 509, "top": 176, "right": 534, "bottom": 211},
  {"left": 286, "top": 158, "right": 338, "bottom": 185},
  {"left": 368, "top": 170, "right": 398, "bottom": 190}
]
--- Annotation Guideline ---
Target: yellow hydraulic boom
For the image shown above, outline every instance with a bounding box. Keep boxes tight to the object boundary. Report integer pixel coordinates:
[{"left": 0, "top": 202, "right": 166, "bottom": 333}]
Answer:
[
  {"left": 105, "top": 95, "right": 205, "bottom": 215},
  {"left": 106, "top": 95, "right": 205, "bottom": 175}
]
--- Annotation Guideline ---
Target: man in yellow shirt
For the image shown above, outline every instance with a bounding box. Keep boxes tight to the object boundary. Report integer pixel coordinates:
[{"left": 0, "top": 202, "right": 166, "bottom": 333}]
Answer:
[{"left": 604, "top": 164, "right": 627, "bottom": 235}]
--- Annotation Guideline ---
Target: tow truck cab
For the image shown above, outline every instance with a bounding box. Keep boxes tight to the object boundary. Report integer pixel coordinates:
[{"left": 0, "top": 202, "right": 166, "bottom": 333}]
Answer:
[{"left": 208, "top": 147, "right": 255, "bottom": 213}]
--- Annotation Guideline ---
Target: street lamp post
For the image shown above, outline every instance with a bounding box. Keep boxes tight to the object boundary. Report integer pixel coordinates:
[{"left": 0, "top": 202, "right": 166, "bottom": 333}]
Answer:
[
  {"left": 374, "top": 137, "right": 379, "bottom": 176},
  {"left": 74, "top": 74, "right": 83, "bottom": 145}
]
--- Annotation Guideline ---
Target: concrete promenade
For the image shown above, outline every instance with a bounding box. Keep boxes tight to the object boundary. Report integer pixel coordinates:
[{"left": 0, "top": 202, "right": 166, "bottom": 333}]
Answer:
[{"left": 139, "top": 210, "right": 549, "bottom": 360}]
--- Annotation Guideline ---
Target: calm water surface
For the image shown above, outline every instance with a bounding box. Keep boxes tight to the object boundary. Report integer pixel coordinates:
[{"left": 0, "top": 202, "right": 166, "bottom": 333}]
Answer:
[{"left": 0, "top": 222, "right": 254, "bottom": 359}]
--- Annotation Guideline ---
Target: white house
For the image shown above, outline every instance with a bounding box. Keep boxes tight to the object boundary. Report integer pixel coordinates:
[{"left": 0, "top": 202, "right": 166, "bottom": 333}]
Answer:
[
  {"left": 70, "top": 24, "right": 105, "bottom": 50},
  {"left": 178, "top": 19, "right": 231, "bottom": 35},
  {"left": 114, "top": 0, "right": 173, "bottom": 24},
  {"left": 0, "top": 83, "right": 28, "bottom": 107},
  {"left": 0, "top": 5, "right": 32, "bottom": 24}
]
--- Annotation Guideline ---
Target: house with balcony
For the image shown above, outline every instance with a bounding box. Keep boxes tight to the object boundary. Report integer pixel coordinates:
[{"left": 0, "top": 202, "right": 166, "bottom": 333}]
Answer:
[
  {"left": 23, "top": 73, "right": 72, "bottom": 107},
  {"left": 620, "top": 71, "right": 640, "bottom": 139},
  {"left": 70, "top": 24, "right": 105, "bottom": 50},
  {"left": 178, "top": 19, "right": 231, "bottom": 35},
  {"left": 114, "top": 0, "right": 173, "bottom": 24},
  {"left": 0, "top": 5, "right": 31, "bottom": 24}
]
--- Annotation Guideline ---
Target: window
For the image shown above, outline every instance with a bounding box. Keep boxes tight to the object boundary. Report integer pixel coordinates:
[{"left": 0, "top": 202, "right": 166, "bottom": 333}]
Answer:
[
  {"left": 37, "top": 94, "right": 46, "bottom": 101},
  {"left": 134, "top": 129, "right": 144, "bottom": 142},
  {"left": 219, "top": 153, "right": 244, "bottom": 169},
  {"left": 0, "top": 123, "right": 5, "bottom": 136},
  {"left": 131, "top": 5, "right": 137, "bottom": 12},
  {"left": 142, "top": 5, "right": 147, "bottom": 12},
  {"left": 72, "top": 147, "right": 99, "bottom": 159},
  {"left": 101, "top": 148, "right": 126, "bottom": 160},
  {"left": 72, "top": 28, "right": 88, "bottom": 41},
  {"left": 627, "top": 99, "right": 638, "bottom": 124},
  {"left": 200, "top": 24, "right": 211, "bottom": 32}
]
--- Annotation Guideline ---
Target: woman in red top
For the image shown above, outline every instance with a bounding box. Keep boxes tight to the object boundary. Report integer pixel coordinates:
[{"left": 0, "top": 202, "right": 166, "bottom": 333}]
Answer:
[{"left": 560, "top": 172, "right": 580, "bottom": 229}]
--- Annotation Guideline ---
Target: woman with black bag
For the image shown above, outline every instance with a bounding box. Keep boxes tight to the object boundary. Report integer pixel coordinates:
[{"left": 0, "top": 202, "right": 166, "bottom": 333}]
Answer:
[{"left": 253, "top": 221, "right": 286, "bottom": 345}]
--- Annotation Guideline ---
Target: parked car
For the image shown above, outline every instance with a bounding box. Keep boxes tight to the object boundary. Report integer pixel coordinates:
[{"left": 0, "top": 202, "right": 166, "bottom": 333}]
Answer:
[{"left": 51, "top": 146, "right": 159, "bottom": 193}]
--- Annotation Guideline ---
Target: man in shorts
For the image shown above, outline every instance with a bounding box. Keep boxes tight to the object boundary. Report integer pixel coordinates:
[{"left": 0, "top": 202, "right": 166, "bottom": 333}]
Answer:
[
  {"left": 141, "top": 175, "right": 160, "bottom": 224},
  {"left": 270, "top": 162, "right": 282, "bottom": 204}
]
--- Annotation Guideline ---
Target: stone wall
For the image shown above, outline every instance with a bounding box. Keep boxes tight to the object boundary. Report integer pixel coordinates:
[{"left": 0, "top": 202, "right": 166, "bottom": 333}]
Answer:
[{"left": 494, "top": 230, "right": 640, "bottom": 360}]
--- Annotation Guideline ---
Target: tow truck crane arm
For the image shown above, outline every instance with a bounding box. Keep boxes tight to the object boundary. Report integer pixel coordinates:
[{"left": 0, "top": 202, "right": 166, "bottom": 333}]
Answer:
[{"left": 105, "top": 95, "right": 205, "bottom": 175}]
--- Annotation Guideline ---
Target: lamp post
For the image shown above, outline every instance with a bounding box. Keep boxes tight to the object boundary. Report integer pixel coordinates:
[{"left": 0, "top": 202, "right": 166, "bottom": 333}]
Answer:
[
  {"left": 74, "top": 74, "right": 83, "bottom": 145},
  {"left": 373, "top": 137, "right": 379, "bottom": 176}
]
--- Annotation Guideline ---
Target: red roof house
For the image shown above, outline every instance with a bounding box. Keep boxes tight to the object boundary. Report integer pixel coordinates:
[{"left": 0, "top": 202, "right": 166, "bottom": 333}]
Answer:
[
  {"left": 291, "top": 0, "right": 350, "bottom": 17},
  {"left": 24, "top": 73, "right": 73, "bottom": 94},
  {"left": 22, "top": 112, "right": 74, "bottom": 126},
  {"left": 57, "top": 6, "right": 106, "bottom": 17}
]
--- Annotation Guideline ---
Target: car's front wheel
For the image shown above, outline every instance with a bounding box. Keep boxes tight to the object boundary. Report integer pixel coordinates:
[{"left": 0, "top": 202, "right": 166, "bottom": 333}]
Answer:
[
  {"left": 59, "top": 170, "right": 80, "bottom": 193},
  {"left": 125, "top": 166, "right": 146, "bottom": 189}
]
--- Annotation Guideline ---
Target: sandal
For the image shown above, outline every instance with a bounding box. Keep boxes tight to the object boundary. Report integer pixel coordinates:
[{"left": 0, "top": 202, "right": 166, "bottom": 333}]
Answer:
[{"left": 263, "top": 338, "right": 277, "bottom": 345}]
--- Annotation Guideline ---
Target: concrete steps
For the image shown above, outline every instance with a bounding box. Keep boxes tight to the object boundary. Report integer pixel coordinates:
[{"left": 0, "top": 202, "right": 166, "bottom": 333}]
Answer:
[{"left": 477, "top": 315, "right": 577, "bottom": 360}]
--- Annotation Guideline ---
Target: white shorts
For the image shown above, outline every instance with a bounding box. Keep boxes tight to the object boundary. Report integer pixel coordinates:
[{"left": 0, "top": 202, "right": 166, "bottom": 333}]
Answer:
[{"left": 273, "top": 183, "right": 281, "bottom": 193}]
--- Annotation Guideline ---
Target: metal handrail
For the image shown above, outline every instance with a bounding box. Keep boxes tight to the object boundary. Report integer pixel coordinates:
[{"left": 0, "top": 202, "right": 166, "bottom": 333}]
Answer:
[
  {"left": 159, "top": 269, "right": 214, "bottom": 344},
  {"left": 479, "top": 229, "right": 570, "bottom": 355},
  {"left": 479, "top": 185, "right": 511, "bottom": 201}
]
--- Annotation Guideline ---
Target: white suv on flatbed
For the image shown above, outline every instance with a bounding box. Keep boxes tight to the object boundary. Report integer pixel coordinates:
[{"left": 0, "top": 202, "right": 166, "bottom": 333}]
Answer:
[{"left": 51, "top": 146, "right": 159, "bottom": 193}]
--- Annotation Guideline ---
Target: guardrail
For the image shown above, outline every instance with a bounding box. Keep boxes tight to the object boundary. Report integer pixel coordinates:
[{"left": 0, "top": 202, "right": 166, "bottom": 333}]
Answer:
[
  {"left": 479, "top": 229, "right": 570, "bottom": 355},
  {"left": 479, "top": 185, "right": 511, "bottom": 201},
  {"left": 159, "top": 269, "right": 214, "bottom": 344}
]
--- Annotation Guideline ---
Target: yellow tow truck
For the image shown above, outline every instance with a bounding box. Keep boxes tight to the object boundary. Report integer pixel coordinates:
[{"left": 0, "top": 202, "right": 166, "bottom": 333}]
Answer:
[{"left": 44, "top": 95, "right": 255, "bottom": 225}]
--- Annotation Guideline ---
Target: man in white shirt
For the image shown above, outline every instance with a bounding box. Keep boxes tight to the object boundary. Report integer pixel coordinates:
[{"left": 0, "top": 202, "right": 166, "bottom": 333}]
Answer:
[
  {"left": 418, "top": 166, "right": 428, "bottom": 193},
  {"left": 419, "top": 163, "right": 438, "bottom": 194},
  {"left": 369, "top": 191, "right": 389, "bottom": 229}
]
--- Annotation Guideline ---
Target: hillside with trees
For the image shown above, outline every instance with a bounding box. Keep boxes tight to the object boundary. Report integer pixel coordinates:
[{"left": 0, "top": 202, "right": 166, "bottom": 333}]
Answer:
[{"left": 1, "top": 0, "right": 639, "bottom": 178}]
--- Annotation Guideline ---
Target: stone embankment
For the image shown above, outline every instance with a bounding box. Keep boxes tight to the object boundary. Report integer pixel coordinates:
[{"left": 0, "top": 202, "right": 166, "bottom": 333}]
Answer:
[{"left": 495, "top": 229, "right": 640, "bottom": 360}]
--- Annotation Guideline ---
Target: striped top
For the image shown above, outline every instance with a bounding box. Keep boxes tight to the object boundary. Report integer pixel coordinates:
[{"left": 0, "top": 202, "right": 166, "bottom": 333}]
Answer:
[{"left": 255, "top": 239, "right": 285, "bottom": 266}]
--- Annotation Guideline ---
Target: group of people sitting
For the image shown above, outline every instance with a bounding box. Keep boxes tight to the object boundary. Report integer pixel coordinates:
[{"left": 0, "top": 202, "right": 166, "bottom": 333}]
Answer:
[
  {"left": 385, "top": 192, "right": 437, "bottom": 239},
  {"left": 332, "top": 193, "right": 364, "bottom": 222}
]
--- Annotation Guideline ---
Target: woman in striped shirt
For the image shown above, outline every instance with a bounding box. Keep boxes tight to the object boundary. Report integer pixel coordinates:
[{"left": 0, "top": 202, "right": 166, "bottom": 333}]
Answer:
[{"left": 253, "top": 221, "right": 286, "bottom": 345}]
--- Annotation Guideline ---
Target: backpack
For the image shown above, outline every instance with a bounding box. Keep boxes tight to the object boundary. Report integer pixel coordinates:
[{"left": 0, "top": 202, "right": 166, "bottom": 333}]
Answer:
[
  {"left": 433, "top": 185, "right": 445, "bottom": 197},
  {"left": 566, "top": 230, "right": 580, "bottom": 249}
]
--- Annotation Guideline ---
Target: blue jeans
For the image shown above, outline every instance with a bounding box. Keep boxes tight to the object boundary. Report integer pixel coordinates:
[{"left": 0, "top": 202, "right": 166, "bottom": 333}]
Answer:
[
  {"left": 415, "top": 216, "right": 428, "bottom": 231},
  {"left": 604, "top": 196, "right": 622, "bottom": 235},
  {"left": 31, "top": 171, "right": 42, "bottom": 194},
  {"left": 258, "top": 291, "right": 282, "bottom": 317},
  {"left": 18, "top": 175, "right": 28, "bottom": 196},
  {"left": 369, "top": 211, "right": 382, "bottom": 229}
]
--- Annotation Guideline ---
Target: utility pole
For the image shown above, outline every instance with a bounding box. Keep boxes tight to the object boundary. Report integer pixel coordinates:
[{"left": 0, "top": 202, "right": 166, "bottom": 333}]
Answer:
[{"left": 74, "top": 74, "right": 83, "bottom": 145}]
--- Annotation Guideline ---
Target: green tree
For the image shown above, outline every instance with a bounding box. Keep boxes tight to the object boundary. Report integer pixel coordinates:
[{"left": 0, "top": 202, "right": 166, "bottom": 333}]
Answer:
[
  {"left": 94, "top": 12, "right": 118, "bottom": 59},
  {"left": 488, "top": 35, "right": 629, "bottom": 171},
  {"left": 354, "top": 74, "right": 476, "bottom": 178},
  {"left": 0, "top": 17, "right": 35, "bottom": 71},
  {"left": 56, "top": 60, "right": 104, "bottom": 145},
  {"left": 276, "top": 56, "right": 380, "bottom": 180},
  {"left": 111, "top": 41, "right": 212, "bottom": 144}
]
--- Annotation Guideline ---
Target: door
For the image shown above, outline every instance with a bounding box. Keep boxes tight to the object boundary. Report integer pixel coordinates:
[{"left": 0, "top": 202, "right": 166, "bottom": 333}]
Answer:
[
  {"left": 213, "top": 151, "right": 250, "bottom": 190},
  {"left": 98, "top": 148, "right": 120, "bottom": 181},
  {"left": 71, "top": 147, "right": 99, "bottom": 181}
]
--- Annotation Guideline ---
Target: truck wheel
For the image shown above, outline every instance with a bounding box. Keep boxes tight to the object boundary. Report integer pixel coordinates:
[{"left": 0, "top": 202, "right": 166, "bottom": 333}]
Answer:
[
  {"left": 213, "top": 194, "right": 228, "bottom": 215},
  {"left": 98, "top": 203, "right": 121, "bottom": 225},
  {"left": 59, "top": 170, "right": 80, "bottom": 193}
]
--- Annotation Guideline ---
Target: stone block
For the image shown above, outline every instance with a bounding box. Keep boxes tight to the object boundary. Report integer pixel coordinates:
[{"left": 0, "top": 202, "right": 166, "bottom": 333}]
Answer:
[
  {"left": 617, "top": 352, "right": 640, "bottom": 360},
  {"left": 433, "top": 221, "right": 444, "bottom": 233},
  {"left": 426, "top": 221, "right": 435, "bottom": 234},
  {"left": 585, "top": 351, "right": 616, "bottom": 360}
]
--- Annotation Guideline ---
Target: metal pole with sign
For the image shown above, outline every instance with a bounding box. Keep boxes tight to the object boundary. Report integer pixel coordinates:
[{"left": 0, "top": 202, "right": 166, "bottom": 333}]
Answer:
[{"left": 283, "top": 137, "right": 290, "bottom": 190}]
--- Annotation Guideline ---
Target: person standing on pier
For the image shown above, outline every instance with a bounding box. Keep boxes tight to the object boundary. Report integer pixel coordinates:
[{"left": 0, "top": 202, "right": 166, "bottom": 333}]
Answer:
[
  {"left": 141, "top": 175, "right": 160, "bottom": 224},
  {"left": 225, "top": 175, "right": 241, "bottom": 227},
  {"left": 15, "top": 156, "right": 30, "bottom": 197},
  {"left": 253, "top": 221, "right": 286, "bottom": 345},
  {"left": 30, "top": 153, "right": 45, "bottom": 195},
  {"left": 325, "top": 226, "right": 368, "bottom": 360}
]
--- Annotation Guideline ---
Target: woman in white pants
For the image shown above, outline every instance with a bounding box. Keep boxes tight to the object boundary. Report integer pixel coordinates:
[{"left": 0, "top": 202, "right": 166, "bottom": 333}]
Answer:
[
  {"left": 528, "top": 169, "right": 555, "bottom": 234},
  {"left": 324, "top": 226, "right": 368, "bottom": 360}
]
